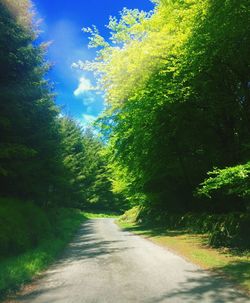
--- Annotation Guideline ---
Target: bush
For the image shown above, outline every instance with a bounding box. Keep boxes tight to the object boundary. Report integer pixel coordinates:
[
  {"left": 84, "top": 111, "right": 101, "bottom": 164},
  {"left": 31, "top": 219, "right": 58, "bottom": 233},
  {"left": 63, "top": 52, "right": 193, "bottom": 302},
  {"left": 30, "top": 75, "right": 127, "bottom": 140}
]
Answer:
[
  {"left": 0, "top": 198, "right": 52, "bottom": 257},
  {"left": 0, "top": 198, "right": 85, "bottom": 258},
  {"left": 119, "top": 206, "right": 142, "bottom": 224}
]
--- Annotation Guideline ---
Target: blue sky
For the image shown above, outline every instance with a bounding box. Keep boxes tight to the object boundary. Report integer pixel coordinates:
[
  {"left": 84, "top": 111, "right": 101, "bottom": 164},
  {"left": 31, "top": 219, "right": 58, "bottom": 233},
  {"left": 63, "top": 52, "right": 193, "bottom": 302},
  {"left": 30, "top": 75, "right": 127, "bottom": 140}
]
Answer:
[{"left": 33, "top": 0, "right": 154, "bottom": 126}]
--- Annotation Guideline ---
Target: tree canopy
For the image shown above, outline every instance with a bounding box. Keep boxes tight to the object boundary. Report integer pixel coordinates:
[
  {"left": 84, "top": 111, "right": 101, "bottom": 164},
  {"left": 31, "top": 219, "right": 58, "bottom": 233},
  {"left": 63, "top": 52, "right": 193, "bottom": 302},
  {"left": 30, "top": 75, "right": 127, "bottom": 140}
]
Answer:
[{"left": 80, "top": 0, "right": 250, "bottom": 213}]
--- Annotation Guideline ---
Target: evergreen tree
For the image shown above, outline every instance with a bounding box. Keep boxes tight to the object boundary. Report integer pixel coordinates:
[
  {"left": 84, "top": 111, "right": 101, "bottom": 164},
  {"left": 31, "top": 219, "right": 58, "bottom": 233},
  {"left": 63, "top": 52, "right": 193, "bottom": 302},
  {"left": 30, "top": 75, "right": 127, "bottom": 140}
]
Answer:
[{"left": 0, "top": 0, "right": 64, "bottom": 206}]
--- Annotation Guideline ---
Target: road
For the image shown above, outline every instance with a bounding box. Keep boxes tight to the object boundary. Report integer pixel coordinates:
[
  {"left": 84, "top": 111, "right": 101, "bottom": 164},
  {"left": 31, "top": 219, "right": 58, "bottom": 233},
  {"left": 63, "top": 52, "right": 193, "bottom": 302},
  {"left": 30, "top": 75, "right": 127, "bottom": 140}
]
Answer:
[{"left": 14, "top": 219, "right": 249, "bottom": 303}]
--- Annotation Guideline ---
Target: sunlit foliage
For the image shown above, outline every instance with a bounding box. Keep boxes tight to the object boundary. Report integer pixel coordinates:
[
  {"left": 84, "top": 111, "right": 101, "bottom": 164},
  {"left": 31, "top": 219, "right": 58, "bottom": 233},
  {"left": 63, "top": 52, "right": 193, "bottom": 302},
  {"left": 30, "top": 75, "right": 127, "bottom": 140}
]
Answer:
[{"left": 82, "top": 0, "right": 250, "bottom": 212}]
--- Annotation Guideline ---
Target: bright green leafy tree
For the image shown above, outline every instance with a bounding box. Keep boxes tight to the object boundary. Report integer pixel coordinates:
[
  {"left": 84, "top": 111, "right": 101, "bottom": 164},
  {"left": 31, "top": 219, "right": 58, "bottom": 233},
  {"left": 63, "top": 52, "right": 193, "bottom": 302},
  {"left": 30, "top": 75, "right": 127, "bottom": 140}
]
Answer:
[{"left": 80, "top": 0, "right": 250, "bottom": 213}]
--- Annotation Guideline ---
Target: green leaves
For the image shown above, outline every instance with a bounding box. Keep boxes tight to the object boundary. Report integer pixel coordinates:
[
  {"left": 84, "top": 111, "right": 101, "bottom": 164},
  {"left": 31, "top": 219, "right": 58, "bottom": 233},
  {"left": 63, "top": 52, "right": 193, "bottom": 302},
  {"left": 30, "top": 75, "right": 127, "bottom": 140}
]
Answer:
[
  {"left": 197, "top": 163, "right": 250, "bottom": 198},
  {"left": 0, "top": 1, "right": 63, "bottom": 204}
]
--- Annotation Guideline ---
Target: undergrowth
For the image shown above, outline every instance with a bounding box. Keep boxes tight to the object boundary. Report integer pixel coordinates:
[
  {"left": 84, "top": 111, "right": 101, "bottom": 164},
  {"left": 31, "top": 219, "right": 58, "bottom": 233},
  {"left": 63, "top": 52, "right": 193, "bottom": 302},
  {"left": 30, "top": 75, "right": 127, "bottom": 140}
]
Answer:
[{"left": 0, "top": 198, "right": 87, "bottom": 298}]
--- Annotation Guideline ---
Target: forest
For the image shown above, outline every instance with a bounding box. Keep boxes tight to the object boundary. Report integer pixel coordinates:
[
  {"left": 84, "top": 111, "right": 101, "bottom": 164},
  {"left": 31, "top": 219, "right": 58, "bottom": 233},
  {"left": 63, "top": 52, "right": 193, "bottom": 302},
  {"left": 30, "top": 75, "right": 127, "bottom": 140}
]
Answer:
[{"left": 0, "top": 0, "right": 250, "bottom": 298}]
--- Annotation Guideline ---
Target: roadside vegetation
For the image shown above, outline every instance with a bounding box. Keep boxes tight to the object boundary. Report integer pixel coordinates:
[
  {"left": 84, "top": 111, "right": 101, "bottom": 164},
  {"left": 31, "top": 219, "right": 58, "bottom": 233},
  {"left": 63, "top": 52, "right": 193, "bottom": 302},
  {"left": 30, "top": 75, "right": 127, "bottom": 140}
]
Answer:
[{"left": 83, "top": 211, "right": 121, "bottom": 219}]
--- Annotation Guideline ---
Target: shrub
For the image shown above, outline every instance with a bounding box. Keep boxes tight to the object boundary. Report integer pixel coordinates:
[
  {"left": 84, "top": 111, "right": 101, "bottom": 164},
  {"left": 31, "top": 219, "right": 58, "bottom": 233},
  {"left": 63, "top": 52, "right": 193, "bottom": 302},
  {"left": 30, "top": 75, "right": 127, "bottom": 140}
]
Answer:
[{"left": 0, "top": 198, "right": 53, "bottom": 256}]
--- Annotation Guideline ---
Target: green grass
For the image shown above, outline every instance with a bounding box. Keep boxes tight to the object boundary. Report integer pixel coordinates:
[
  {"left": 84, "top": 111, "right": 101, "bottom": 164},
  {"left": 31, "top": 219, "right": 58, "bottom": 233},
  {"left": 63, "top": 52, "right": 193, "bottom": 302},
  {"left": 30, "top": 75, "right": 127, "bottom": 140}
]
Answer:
[
  {"left": 117, "top": 221, "right": 250, "bottom": 293},
  {"left": 83, "top": 211, "right": 121, "bottom": 219},
  {"left": 0, "top": 209, "right": 87, "bottom": 299}
]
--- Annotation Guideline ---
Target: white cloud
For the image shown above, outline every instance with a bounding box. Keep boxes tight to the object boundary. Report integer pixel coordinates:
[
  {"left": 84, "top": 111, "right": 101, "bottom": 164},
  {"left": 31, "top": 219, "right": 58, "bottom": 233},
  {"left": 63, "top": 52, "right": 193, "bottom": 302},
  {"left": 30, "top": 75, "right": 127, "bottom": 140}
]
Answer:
[
  {"left": 73, "top": 76, "right": 104, "bottom": 117},
  {"left": 74, "top": 76, "right": 94, "bottom": 96}
]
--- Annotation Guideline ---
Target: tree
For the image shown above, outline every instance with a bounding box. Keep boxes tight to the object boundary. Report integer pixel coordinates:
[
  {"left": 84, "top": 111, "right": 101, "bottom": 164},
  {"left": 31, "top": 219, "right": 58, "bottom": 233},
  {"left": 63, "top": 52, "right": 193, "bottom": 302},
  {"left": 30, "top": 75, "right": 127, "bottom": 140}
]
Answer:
[{"left": 80, "top": 0, "right": 250, "bottom": 213}]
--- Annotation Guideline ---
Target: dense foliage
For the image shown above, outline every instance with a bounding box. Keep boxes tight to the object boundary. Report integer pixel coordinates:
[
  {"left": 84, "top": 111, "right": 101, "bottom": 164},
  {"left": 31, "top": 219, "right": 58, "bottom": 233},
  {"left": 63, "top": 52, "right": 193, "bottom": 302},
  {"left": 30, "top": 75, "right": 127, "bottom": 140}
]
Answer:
[
  {"left": 81, "top": 0, "right": 250, "bottom": 213},
  {"left": 197, "top": 163, "right": 250, "bottom": 199},
  {"left": 0, "top": 198, "right": 85, "bottom": 257},
  {"left": 0, "top": 0, "right": 61, "bottom": 205},
  {"left": 59, "top": 117, "right": 123, "bottom": 210}
]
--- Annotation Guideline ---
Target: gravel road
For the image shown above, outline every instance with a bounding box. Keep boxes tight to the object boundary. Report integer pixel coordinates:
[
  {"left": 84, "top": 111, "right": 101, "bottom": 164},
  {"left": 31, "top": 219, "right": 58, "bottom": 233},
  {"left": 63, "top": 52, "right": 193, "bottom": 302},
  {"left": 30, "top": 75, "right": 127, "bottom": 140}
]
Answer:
[{"left": 14, "top": 219, "right": 250, "bottom": 303}]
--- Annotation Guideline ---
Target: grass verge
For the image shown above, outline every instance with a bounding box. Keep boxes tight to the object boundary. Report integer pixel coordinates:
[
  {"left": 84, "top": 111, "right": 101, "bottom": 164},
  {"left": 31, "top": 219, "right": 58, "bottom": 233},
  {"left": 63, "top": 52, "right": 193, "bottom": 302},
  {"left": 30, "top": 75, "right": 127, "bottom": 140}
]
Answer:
[
  {"left": 117, "top": 221, "right": 250, "bottom": 293},
  {"left": 83, "top": 211, "right": 120, "bottom": 219},
  {"left": 0, "top": 209, "right": 87, "bottom": 299}
]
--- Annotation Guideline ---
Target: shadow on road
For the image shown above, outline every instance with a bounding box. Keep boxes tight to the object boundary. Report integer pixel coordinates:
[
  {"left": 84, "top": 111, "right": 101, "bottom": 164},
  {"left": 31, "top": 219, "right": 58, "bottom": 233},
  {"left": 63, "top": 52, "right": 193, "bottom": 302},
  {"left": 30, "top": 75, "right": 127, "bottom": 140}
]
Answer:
[
  {"left": 122, "top": 223, "right": 250, "bottom": 295},
  {"left": 16, "top": 219, "right": 131, "bottom": 302},
  {"left": 55, "top": 220, "right": 130, "bottom": 263},
  {"left": 12, "top": 220, "right": 250, "bottom": 303},
  {"left": 146, "top": 268, "right": 250, "bottom": 303}
]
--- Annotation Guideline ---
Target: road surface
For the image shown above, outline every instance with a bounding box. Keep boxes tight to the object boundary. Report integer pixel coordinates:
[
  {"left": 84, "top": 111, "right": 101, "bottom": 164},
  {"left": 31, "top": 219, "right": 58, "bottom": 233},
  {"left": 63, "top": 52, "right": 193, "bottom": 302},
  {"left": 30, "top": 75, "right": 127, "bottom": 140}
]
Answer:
[{"left": 14, "top": 219, "right": 249, "bottom": 303}]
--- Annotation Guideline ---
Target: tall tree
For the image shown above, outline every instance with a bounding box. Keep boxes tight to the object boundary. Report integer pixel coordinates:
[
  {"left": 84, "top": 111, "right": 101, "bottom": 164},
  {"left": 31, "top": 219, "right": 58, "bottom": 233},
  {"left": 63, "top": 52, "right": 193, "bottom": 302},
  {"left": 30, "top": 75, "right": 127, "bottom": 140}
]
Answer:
[{"left": 0, "top": 0, "right": 65, "bottom": 206}]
